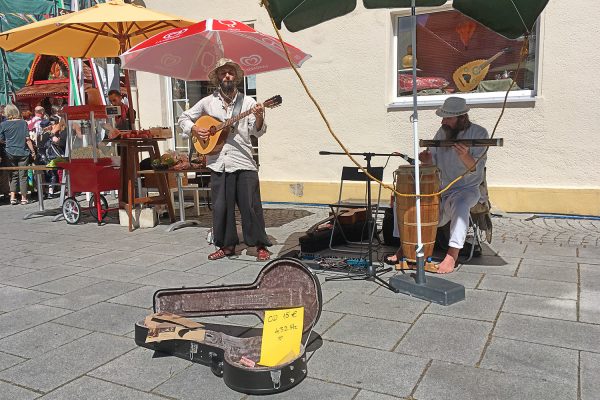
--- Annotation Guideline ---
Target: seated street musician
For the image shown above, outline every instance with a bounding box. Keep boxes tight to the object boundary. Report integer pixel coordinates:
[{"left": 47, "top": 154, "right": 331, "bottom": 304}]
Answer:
[{"left": 387, "top": 96, "right": 488, "bottom": 273}]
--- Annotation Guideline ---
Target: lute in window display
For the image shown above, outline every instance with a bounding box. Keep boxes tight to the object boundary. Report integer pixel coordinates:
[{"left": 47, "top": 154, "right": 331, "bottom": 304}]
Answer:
[
  {"left": 396, "top": 10, "right": 537, "bottom": 97},
  {"left": 453, "top": 47, "right": 512, "bottom": 92}
]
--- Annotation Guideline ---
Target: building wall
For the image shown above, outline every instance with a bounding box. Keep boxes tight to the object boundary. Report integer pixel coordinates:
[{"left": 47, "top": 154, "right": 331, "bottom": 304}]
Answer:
[{"left": 140, "top": 0, "right": 600, "bottom": 215}]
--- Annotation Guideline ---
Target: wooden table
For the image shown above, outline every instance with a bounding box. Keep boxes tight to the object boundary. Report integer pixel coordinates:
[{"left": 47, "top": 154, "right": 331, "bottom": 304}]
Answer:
[
  {"left": 0, "top": 165, "right": 65, "bottom": 220},
  {"left": 110, "top": 138, "right": 175, "bottom": 231},
  {"left": 138, "top": 167, "right": 210, "bottom": 232}
]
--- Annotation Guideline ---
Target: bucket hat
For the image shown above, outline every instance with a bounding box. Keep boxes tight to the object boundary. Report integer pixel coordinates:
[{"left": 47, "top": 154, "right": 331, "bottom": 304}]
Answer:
[
  {"left": 436, "top": 96, "right": 470, "bottom": 118},
  {"left": 208, "top": 58, "right": 244, "bottom": 86}
]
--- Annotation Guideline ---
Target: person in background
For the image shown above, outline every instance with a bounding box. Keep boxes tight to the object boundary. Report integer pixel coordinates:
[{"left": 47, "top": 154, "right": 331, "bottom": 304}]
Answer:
[
  {"left": 28, "top": 106, "right": 46, "bottom": 142},
  {"left": 0, "top": 105, "right": 8, "bottom": 201},
  {"left": 21, "top": 110, "right": 34, "bottom": 139},
  {"left": 42, "top": 116, "right": 66, "bottom": 197},
  {"left": 50, "top": 105, "right": 62, "bottom": 122},
  {"left": 108, "top": 89, "right": 135, "bottom": 130},
  {"left": 0, "top": 104, "right": 36, "bottom": 205}
]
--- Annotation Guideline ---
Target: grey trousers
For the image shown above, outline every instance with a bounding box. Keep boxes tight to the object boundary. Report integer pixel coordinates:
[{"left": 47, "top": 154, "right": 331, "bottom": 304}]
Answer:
[
  {"left": 438, "top": 188, "right": 481, "bottom": 249},
  {"left": 210, "top": 169, "right": 271, "bottom": 249},
  {"left": 6, "top": 154, "right": 29, "bottom": 194}
]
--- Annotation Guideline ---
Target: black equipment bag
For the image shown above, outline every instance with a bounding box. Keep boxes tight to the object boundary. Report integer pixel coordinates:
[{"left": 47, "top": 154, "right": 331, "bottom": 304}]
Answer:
[
  {"left": 299, "top": 227, "right": 343, "bottom": 252},
  {"left": 135, "top": 258, "right": 322, "bottom": 395}
]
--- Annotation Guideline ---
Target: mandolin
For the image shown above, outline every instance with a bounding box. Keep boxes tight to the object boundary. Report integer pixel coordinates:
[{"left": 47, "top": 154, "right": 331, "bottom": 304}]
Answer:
[
  {"left": 192, "top": 95, "right": 282, "bottom": 155},
  {"left": 453, "top": 48, "right": 511, "bottom": 92}
]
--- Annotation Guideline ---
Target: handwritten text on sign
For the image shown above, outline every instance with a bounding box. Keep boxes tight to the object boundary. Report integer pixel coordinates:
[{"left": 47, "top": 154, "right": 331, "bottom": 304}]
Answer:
[{"left": 258, "top": 307, "right": 304, "bottom": 367}]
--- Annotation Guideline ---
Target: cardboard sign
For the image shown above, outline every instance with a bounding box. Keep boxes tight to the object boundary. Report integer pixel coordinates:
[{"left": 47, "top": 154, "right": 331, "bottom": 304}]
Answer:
[{"left": 259, "top": 307, "right": 304, "bottom": 367}]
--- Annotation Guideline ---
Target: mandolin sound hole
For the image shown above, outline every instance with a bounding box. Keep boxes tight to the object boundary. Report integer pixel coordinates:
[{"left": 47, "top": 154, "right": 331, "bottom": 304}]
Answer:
[{"left": 462, "top": 74, "right": 471, "bottom": 83}]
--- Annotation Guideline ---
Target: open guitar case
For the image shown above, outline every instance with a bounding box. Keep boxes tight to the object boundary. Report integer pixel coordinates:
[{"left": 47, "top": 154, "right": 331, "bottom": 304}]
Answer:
[{"left": 134, "top": 257, "right": 322, "bottom": 395}]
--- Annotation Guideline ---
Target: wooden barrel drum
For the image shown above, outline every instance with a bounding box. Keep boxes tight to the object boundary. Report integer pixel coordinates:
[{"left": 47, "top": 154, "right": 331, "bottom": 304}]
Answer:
[{"left": 394, "top": 165, "right": 440, "bottom": 262}]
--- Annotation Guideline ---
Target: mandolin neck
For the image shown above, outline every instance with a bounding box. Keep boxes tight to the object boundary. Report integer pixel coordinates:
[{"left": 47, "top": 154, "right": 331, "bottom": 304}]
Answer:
[
  {"left": 217, "top": 106, "right": 257, "bottom": 131},
  {"left": 479, "top": 50, "right": 506, "bottom": 70}
]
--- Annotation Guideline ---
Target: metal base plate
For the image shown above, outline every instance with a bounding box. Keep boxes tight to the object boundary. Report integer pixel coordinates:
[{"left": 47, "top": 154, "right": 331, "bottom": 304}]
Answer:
[
  {"left": 23, "top": 208, "right": 62, "bottom": 220},
  {"left": 389, "top": 274, "right": 465, "bottom": 306},
  {"left": 165, "top": 220, "right": 200, "bottom": 232}
]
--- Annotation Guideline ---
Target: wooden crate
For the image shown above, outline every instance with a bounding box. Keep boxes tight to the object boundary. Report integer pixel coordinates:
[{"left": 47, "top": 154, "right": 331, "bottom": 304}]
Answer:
[{"left": 148, "top": 127, "right": 173, "bottom": 139}]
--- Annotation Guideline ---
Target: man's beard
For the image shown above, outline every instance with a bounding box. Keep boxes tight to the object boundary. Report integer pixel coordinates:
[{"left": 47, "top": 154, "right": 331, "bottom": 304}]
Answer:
[
  {"left": 220, "top": 80, "right": 236, "bottom": 94},
  {"left": 442, "top": 124, "right": 460, "bottom": 140},
  {"left": 441, "top": 116, "right": 470, "bottom": 139}
]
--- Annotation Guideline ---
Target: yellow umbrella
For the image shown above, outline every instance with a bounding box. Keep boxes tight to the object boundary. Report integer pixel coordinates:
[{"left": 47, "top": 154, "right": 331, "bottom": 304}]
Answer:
[
  {"left": 0, "top": 0, "right": 195, "bottom": 126},
  {"left": 0, "top": 0, "right": 196, "bottom": 57}
]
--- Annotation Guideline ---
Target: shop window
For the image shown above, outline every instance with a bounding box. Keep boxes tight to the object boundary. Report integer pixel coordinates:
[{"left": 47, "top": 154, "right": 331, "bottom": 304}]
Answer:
[{"left": 393, "top": 9, "right": 538, "bottom": 105}]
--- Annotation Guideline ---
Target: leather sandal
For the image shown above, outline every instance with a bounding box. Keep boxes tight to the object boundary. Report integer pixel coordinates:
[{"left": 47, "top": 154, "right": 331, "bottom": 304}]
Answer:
[
  {"left": 383, "top": 253, "right": 398, "bottom": 265},
  {"left": 256, "top": 247, "right": 271, "bottom": 262},
  {"left": 208, "top": 247, "right": 235, "bottom": 261},
  {"left": 384, "top": 250, "right": 402, "bottom": 265}
]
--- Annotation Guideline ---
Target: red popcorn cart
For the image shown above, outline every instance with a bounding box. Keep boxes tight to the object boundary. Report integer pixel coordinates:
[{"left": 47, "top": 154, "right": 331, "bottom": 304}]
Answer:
[{"left": 58, "top": 105, "right": 121, "bottom": 225}]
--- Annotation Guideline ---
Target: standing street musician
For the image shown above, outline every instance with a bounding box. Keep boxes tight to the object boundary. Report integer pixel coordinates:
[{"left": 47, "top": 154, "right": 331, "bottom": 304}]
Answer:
[
  {"left": 178, "top": 58, "right": 272, "bottom": 262},
  {"left": 419, "top": 96, "right": 489, "bottom": 273}
]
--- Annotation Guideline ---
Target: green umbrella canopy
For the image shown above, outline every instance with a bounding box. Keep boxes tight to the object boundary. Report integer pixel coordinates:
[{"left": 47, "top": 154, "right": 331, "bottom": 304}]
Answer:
[{"left": 265, "top": 0, "right": 550, "bottom": 39}]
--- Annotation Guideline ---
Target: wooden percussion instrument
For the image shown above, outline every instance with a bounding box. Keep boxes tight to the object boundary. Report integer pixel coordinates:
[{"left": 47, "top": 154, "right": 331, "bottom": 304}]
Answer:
[
  {"left": 394, "top": 165, "right": 440, "bottom": 263},
  {"left": 419, "top": 138, "right": 503, "bottom": 147}
]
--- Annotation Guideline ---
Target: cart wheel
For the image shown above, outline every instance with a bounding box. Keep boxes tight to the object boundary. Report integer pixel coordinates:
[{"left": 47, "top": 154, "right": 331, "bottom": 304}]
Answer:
[
  {"left": 62, "top": 197, "right": 81, "bottom": 225},
  {"left": 90, "top": 194, "right": 109, "bottom": 222}
]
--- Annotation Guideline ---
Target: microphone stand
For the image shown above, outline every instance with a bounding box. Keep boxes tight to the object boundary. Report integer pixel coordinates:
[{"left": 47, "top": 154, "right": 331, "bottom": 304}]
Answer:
[{"left": 318, "top": 151, "right": 413, "bottom": 291}]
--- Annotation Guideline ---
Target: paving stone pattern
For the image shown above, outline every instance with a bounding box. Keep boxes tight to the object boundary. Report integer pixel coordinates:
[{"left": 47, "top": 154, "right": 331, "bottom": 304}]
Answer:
[{"left": 0, "top": 200, "right": 599, "bottom": 399}]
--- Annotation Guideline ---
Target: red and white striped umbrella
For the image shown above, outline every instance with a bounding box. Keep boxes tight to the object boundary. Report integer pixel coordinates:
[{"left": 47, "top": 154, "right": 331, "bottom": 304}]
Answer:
[{"left": 119, "top": 19, "right": 311, "bottom": 80}]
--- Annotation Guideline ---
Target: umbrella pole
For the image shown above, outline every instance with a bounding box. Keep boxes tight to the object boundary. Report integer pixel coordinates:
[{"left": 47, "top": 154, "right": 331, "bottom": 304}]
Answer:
[
  {"left": 120, "top": 39, "right": 136, "bottom": 130},
  {"left": 388, "top": 1, "right": 465, "bottom": 305},
  {"left": 124, "top": 69, "right": 135, "bottom": 128}
]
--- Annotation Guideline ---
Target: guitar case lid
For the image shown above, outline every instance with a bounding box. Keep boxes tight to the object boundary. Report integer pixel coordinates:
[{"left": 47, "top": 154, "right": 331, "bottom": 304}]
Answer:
[{"left": 152, "top": 257, "right": 322, "bottom": 334}]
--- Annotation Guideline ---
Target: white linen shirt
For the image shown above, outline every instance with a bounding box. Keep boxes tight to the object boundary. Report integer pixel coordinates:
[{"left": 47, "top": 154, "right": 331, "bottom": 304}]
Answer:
[
  {"left": 429, "top": 122, "right": 488, "bottom": 195},
  {"left": 178, "top": 91, "right": 267, "bottom": 173}
]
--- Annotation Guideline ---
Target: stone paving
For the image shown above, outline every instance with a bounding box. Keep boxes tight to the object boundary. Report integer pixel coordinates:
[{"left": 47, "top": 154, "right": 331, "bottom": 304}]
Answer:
[{"left": 0, "top": 198, "right": 599, "bottom": 399}]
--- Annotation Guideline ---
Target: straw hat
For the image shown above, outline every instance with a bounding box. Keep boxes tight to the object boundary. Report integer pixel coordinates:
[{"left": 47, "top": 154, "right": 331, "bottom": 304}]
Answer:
[
  {"left": 208, "top": 58, "right": 244, "bottom": 86},
  {"left": 436, "top": 97, "right": 470, "bottom": 118}
]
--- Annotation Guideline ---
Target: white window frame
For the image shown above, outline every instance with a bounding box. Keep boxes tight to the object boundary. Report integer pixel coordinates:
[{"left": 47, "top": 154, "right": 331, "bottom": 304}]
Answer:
[
  {"left": 164, "top": 77, "right": 193, "bottom": 152},
  {"left": 388, "top": 1, "right": 542, "bottom": 109}
]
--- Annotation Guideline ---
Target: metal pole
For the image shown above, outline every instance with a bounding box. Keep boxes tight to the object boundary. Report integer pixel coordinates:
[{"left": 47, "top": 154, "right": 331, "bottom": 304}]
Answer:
[
  {"left": 411, "top": 0, "right": 426, "bottom": 284},
  {"left": 177, "top": 173, "right": 185, "bottom": 223},
  {"left": 365, "top": 155, "right": 374, "bottom": 278}
]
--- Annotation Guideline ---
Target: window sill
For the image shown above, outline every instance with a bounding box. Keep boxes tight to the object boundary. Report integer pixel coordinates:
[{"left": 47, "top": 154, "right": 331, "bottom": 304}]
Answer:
[{"left": 387, "top": 90, "right": 536, "bottom": 110}]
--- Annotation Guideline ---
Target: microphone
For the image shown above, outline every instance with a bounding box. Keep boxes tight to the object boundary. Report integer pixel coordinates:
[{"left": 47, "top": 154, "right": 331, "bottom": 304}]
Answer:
[{"left": 395, "top": 153, "right": 415, "bottom": 165}]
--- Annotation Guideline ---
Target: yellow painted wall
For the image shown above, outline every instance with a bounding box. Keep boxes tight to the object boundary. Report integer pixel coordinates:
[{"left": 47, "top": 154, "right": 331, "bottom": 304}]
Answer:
[{"left": 259, "top": 181, "right": 600, "bottom": 216}]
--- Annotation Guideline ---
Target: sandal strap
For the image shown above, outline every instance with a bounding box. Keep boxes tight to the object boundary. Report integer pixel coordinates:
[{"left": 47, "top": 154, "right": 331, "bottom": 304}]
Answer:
[
  {"left": 208, "top": 249, "right": 226, "bottom": 260},
  {"left": 208, "top": 247, "right": 235, "bottom": 260},
  {"left": 256, "top": 248, "right": 270, "bottom": 261}
]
